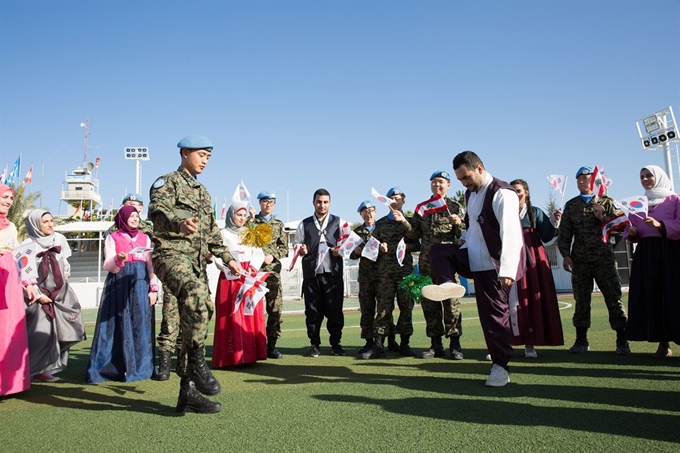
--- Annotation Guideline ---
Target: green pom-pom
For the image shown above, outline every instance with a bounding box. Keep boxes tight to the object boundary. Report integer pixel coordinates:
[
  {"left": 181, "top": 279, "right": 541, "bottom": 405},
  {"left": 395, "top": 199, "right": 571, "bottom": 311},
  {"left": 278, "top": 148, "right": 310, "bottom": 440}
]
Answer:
[{"left": 399, "top": 274, "right": 433, "bottom": 304}]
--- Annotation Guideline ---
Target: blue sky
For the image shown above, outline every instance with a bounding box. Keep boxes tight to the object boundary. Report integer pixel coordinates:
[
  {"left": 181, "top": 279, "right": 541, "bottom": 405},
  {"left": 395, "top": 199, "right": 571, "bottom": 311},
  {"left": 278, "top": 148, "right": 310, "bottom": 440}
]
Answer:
[{"left": 1, "top": 0, "right": 679, "bottom": 224}]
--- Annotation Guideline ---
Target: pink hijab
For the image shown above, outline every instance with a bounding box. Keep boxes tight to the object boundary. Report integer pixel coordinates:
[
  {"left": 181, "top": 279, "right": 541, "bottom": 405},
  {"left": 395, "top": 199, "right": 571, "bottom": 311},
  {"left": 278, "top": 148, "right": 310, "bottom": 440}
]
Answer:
[{"left": 0, "top": 183, "right": 13, "bottom": 230}]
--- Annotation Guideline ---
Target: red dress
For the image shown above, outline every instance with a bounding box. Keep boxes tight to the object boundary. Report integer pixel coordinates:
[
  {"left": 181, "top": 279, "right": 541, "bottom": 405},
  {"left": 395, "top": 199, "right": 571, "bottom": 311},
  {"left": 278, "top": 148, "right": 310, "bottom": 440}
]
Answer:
[{"left": 212, "top": 234, "right": 267, "bottom": 367}]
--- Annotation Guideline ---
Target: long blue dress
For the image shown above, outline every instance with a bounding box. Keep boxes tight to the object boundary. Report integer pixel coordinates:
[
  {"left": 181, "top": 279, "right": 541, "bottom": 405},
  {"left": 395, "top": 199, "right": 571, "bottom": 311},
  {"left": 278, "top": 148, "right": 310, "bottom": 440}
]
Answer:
[{"left": 87, "top": 260, "right": 156, "bottom": 383}]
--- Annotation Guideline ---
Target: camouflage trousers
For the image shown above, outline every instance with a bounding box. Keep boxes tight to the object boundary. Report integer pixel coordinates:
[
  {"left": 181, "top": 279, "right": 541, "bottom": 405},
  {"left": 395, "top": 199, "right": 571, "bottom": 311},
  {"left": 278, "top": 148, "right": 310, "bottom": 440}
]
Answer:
[
  {"left": 421, "top": 272, "right": 462, "bottom": 338},
  {"left": 571, "top": 259, "right": 627, "bottom": 330},
  {"left": 358, "top": 278, "right": 379, "bottom": 339},
  {"left": 152, "top": 254, "right": 214, "bottom": 377},
  {"left": 375, "top": 275, "right": 413, "bottom": 337},
  {"left": 156, "top": 283, "right": 181, "bottom": 353},
  {"left": 264, "top": 272, "right": 283, "bottom": 340}
]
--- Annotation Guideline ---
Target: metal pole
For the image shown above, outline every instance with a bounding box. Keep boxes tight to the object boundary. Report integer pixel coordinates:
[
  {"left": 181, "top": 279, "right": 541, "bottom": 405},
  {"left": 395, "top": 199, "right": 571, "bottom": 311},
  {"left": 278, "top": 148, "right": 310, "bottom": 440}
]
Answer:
[
  {"left": 663, "top": 141, "right": 675, "bottom": 192},
  {"left": 135, "top": 160, "right": 141, "bottom": 195}
]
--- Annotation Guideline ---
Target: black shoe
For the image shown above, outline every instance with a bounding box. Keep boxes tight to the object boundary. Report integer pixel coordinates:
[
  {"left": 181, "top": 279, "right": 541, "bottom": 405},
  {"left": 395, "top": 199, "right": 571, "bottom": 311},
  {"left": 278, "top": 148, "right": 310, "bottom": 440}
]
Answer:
[
  {"left": 331, "top": 345, "right": 346, "bottom": 356},
  {"left": 421, "top": 345, "right": 446, "bottom": 359},
  {"left": 450, "top": 346, "right": 464, "bottom": 360},
  {"left": 267, "top": 348, "right": 283, "bottom": 359},
  {"left": 387, "top": 335, "right": 401, "bottom": 353},
  {"left": 569, "top": 339, "right": 590, "bottom": 353},
  {"left": 176, "top": 379, "right": 221, "bottom": 414},
  {"left": 399, "top": 344, "right": 417, "bottom": 357},
  {"left": 306, "top": 345, "right": 320, "bottom": 357},
  {"left": 616, "top": 341, "right": 631, "bottom": 355},
  {"left": 358, "top": 339, "right": 375, "bottom": 354},
  {"left": 154, "top": 350, "right": 171, "bottom": 381},
  {"left": 361, "top": 342, "right": 386, "bottom": 360},
  {"left": 188, "top": 347, "right": 221, "bottom": 396}
]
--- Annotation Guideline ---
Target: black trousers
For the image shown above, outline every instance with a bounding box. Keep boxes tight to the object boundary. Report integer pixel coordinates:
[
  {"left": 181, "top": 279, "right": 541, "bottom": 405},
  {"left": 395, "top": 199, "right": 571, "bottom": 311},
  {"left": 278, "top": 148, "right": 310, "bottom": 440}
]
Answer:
[{"left": 302, "top": 273, "right": 345, "bottom": 346}]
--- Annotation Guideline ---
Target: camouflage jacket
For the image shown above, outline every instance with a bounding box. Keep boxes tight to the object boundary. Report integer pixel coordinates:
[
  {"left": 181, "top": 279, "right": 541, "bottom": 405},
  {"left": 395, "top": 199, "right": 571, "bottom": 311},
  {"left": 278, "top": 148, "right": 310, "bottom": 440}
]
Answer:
[
  {"left": 557, "top": 194, "right": 622, "bottom": 263},
  {"left": 409, "top": 196, "right": 465, "bottom": 275},
  {"left": 250, "top": 214, "right": 288, "bottom": 273},
  {"left": 148, "top": 167, "right": 233, "bottom": 272},
  {"left": 373, "top": 213, "right": 421, "bottom": 278},
  {"left": 350, "top": 223, "right": 379, "bottom": 283}
]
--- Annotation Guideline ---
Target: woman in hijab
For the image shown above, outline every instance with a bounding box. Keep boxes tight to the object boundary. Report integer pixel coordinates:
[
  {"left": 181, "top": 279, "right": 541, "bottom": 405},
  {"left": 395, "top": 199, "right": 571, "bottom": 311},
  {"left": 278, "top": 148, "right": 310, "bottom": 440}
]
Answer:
[
  {"left": 0, "top": 183, "right": 31, "bottom": 396},
  {"left": 87, "top": 205, "right": 159, "bottom": 383},
  {"left": 24, "top": 209, "right": 85, "bottom": 382},
  {"left": 212, "top": 202, "right": 267, "bottom": 367},
  {"left": 625, "top": 165, "right": 680, "bottom": 358}
]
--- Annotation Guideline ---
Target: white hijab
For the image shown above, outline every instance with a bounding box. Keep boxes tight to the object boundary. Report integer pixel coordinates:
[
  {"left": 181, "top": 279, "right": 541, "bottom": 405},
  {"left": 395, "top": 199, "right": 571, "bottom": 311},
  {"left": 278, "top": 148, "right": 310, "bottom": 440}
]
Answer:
[{"left": 643, "top": 165, "right": 674, "bottom": 206}]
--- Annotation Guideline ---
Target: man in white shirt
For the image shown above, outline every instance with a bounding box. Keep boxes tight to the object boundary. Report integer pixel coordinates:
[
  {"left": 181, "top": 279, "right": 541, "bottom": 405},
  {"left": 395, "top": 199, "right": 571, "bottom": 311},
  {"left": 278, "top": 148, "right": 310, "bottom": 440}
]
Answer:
[{"left": 422, "top": 151, "right": 525, "bottom": 387}]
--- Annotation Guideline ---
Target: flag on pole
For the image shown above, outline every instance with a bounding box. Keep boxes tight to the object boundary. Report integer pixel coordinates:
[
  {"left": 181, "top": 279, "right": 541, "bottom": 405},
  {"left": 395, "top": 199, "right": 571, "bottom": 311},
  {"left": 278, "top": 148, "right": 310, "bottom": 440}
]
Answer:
[
  {"left": 83, "top": 205, "right": 91, "bottom": 220},
  {"left": 220, "top": 198, "right": 226, "bottom": 220},
  {"left": 371, "top": 187, "right": 396, "bottom": 210},
  {"left": 6, "top": 155, "right": 20, "bottom": 185},
  {"left": 95, "top": 157, "right": 100, "bottom": 171},
  {"left": 589, "top": 165, "right": 610, "bottom": 197},
  {"left": 547, "top": 174, "right": 567, "bottom": 197},
  {"left": 336, "top": 221, "right": 352, "bottom": 247},
  {"left": 601, "top": 213, "right": 629, "bottom": 243},
  {"left": 361, "top": 237, "right": 381, "bottom": 262},
  {"left": 22, "top": 165, "right": 33, "bottom": 186},
  {"left": 415, "top": 194, "right": 448, "bottom": 217},
  {"left": 616, "top": 196, "right": 648, "bottom": 219},
  {"left": 396, "top": 238, "right": 406, "bottom": 267},
  {"left": 0, "top": 165, "right": 7, "bottom": 184},
  {"left": 73, "top": 201, "right": 83, "bottom": 219},
  {"left": 287, "top": 244, "right": 303, "bottom": 271}
]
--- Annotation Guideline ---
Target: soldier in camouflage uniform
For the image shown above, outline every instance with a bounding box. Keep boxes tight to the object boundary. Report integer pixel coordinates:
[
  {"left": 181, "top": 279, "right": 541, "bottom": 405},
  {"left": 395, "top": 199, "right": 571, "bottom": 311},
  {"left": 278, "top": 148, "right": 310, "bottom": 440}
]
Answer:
[
  {"left": 362, "top": 188, "right": 421, "bottom": 359},
  {"left": 557, "top": 166, "right": 629, "bottom": 355},
  {"left": 410, "top": 171, "right": 466, "bottom": 360},
  {"left": 148, "top": 135, "right": 243, "bottom": 414},
  {"left": 251, "top": 191, "right": 288, "bottom": 359},
  {"left": 107, "top": 194, "right": 180, "bottom": 381}
]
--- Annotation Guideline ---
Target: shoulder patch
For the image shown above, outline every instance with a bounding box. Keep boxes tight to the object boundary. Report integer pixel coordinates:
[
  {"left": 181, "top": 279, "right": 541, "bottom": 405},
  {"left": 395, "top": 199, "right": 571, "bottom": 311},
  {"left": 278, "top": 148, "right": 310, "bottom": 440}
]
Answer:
[{"left": 152, "top": 178, "right": 166, "bottom": 189}]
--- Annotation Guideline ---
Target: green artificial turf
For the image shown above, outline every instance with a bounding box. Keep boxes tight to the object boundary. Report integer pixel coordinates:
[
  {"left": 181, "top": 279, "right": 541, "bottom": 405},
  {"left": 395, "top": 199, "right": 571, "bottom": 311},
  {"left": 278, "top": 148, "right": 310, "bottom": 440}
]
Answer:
[{"left": 1, "top": 295, "right": 679, "bottom": 452}]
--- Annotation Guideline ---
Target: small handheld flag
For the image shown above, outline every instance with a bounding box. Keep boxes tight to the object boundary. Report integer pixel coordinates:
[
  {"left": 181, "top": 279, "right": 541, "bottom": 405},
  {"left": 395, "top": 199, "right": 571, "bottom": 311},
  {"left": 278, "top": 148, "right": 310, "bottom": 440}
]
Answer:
[
  {"left": 601, "top": 214, "right": 629, "bottom": 243},
  {"left": 371, "top": 187, "right": 396, "bottom": 210},
  {"left": 415, "top": 194, "right": 447, "bottom": 217},
  {"left": 616, "top": 196, "right": 648, "bottom": 219},
  {"left": 396, "top": 238, "right": 406, "bottom": 267}
]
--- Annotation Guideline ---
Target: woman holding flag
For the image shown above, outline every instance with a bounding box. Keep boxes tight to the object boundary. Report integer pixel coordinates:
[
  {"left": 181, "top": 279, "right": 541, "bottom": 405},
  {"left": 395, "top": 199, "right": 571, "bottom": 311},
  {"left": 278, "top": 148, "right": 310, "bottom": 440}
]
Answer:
[
  {"left": 212, "top": 201, "right": 268, "bottom": 367},
  {"left": 86, "top": 205, "right": 159, "bottom": 383},
  {"left": 0, "top": 183, "right": 31, "bottom": 396},
  {"left": 624, "top": 165, "right": 680, "bottom": 358}
]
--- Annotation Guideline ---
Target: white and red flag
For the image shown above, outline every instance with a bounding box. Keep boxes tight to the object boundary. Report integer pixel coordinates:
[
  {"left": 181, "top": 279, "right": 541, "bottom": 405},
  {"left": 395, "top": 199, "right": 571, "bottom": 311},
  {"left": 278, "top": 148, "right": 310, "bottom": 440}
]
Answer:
[
  {"left": 220, "top": 198, "right": 226, "bottom": 220},
  {"left": 287, "top": 244, "right": 303, "bottom": 271},
  {"left": 547, "top": 174, "right": 567, "bottom": 197},
  {"left": 22, "top": 165, "right": 33, "bottom": 186},
  {"left": 616, "top": 196, "right": 648, "bottom": 219},
  {"left": 337, "top": 230, "right": 364, "bottom": 259},
  {"left": 361, "top": 237, "right": 381, "bottom": 262},
  {"left": 396, "top": 238, "right": 406, "bottom": 266},
  {"left": 233, "top": 272, "right": 270, "bottom": 315},
  {"left": 415, "top": 194, "right": 448, "bottom": 217},
  {"left": 95, "top": 157, "right": 100, "bottom": 171},
  {"left": 232, "top": 180, "right": 251, "bottom": 206},
  {"left": 371, "top": 187, "right": 396, "bottom": 210},
  {"left": 590, "top": 165, "right": 611, "bottom": 198},
  {"left": 601, "top": 213, "right": 629, "bottom": 243}
]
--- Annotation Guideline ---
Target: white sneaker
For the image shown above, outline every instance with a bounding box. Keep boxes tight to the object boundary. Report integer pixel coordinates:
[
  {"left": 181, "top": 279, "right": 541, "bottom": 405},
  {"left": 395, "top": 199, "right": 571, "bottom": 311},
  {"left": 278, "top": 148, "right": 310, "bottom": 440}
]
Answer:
[
  {"left": 485, "top": 364, "right": 510, "bottom": 387},
  {"left": 525, "top": 346, "right": 538, "bottom": 358},
  {"left": 485, "top": 353, "right": 492, "bottom": 361},
  {"left": 421, "top": 282, "right": 466, "bottom": 301}
]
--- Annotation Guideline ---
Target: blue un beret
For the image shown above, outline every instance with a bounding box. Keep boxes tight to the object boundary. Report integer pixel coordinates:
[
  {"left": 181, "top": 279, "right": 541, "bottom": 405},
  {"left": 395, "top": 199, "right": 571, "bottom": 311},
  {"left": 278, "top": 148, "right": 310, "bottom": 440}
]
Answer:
[
  {"left": 177, "top": 135, "right": 214, "bottom": 151},
  {"left": 575, "top": 166, "right": 593, "bottom": 178},
  {"left": 430, "top": 170, "right": 451, "bottom": 181},
  {"left": 386, "top": 187, "right": 404, "bottom": 198},
  {"left": 257, "top": 191, "right": 276, "bottom": 200},
  {"left": 357, "top": 200, "right": 374, "bottom": 212},
  {"left": 122, "top": 193, "right": 143, "bottom": 205}
]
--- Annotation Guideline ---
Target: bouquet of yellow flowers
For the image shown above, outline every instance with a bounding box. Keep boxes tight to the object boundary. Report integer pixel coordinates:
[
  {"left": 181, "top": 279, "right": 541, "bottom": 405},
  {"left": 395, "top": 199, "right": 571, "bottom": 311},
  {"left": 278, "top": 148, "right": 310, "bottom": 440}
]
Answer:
[{"left": 241, "top": 222, "right": 273, "bottom": 248}]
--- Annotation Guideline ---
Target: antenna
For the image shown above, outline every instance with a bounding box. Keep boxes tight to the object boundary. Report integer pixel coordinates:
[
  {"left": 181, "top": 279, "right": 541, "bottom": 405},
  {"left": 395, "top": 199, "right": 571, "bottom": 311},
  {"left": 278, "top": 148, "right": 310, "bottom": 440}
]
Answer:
[{"left": 80, "top": 118, "right": 89, "bottom": 167}]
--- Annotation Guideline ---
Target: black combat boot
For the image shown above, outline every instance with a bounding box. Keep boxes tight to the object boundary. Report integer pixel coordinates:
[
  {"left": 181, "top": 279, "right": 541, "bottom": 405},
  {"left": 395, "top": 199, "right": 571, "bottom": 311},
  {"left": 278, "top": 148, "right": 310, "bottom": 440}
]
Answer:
[
  {"left": 421, "top": 336, "right": 446, "bottom": 359},
  {"left": 358, "top": 338, "right": 375, "bottom": 354},
  {"left": 399, "top": 335, "right": 416, "bottom": 357},
  {"left": 449, "top": 337, "right": 464, "bottom": 360},
  {"left": 387, "top": 334, "right": 401, "bottom": 353},
  {"left": 188, "top": 347, "right": 221, "bottom": 396},
  {"left": 154, "top": 350, "right": 172, "bottom": 381},
  {"left": 569, "top": 327, "right": 589, "bottom": 353},
  {"left": 175, "top": 379, "right": 222, "bottom": 414},
  {"left": 267, "top": 338, "right": 283, "bottom": 359},
  {"left": 362, "top": 335, "right": 386, "bottom": 359},
  {"left": 615, "top": 327, "right": 631, "bottom": 355}
]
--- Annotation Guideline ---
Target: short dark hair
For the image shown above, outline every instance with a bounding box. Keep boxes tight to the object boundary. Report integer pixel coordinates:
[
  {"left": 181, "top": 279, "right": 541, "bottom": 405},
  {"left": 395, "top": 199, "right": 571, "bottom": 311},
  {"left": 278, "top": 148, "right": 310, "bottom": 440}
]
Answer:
[
  {"left": 313, "top": 188, "right": 330, "bottom": 201},
  {"left": 453, "top": 151, "right": 484, "bottom": 171}
]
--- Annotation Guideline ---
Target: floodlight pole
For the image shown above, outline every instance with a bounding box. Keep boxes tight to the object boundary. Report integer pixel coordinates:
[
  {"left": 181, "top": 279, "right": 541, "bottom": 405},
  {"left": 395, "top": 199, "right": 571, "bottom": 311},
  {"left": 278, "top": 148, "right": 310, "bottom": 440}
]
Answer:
[
  {"left": 136, "top": 160, "right": 142, "bottom": 195},
  {"left": 662, "top": 141, "right": 675, "bottom": 192}
]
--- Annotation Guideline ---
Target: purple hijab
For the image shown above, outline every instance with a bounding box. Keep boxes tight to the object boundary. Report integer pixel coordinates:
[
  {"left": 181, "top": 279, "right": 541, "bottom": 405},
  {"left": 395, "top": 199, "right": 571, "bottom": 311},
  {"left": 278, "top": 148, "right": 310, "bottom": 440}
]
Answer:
[{"left": 114, "top": 205, "right": 139, "bottom": 238}]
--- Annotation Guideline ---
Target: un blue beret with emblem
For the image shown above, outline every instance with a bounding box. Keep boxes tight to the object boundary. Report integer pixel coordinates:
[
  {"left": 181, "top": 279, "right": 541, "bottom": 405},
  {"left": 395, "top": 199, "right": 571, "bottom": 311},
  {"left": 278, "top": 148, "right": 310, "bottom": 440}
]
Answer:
[
  {"left": 357, "top": 200, "right": 374, "bottom": 212},
  {"left": 430, "top": 170, "right": 451, "bottom": 181},
  {"left": 177, "top": 135, "right": 214, "bottom": 150},
  {"left": 386, "top": 187, "right": 404, "bottom": 198},
  {"left": 575, "top": 166, "right": 593, "bottom": 178},
  {"left": 257, "top": 191, "right": 276, "bottom": 200},
  {"left": 122, "top": 193, "right": 143, "bottom": 205}
]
